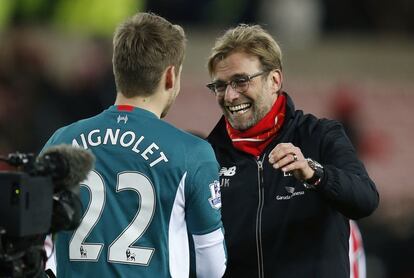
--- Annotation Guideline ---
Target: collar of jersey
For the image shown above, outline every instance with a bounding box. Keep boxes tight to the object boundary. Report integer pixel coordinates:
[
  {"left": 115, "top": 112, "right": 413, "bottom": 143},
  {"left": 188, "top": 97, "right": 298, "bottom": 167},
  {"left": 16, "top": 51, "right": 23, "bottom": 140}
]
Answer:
[{"left": 108, "top": 105, "right": 158, "bottom": 119}]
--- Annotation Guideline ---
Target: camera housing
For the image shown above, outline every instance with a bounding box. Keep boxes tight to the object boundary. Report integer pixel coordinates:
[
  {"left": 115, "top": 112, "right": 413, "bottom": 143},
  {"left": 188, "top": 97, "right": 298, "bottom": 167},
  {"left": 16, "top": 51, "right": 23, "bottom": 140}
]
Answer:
[
  {"left": 0, "top": 145, "right": 94, "bottom": 277},
  {"left": 0, "top": 173, "right": 54, "bottom": 237}
]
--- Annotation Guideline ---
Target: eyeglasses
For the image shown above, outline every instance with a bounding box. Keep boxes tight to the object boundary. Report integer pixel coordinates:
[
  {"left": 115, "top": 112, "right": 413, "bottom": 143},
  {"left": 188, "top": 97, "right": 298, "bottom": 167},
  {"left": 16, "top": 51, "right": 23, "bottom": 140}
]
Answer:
[{"left": 206, "top": 71, "right": 267, "bottom": 95}]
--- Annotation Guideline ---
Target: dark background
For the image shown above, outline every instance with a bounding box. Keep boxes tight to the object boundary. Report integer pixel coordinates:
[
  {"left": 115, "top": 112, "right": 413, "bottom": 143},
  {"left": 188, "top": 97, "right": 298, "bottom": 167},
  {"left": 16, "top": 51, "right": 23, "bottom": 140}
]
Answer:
[{"left": 1, "top": 1, "right": 413, "bottom": 277}]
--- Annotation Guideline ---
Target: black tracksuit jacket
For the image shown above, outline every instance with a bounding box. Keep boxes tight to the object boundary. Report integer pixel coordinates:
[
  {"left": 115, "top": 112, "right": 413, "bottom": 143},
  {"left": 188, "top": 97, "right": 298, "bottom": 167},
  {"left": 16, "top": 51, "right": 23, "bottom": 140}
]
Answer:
[{"left": 207, "top": 93, "right": 379, "bottom": 278}]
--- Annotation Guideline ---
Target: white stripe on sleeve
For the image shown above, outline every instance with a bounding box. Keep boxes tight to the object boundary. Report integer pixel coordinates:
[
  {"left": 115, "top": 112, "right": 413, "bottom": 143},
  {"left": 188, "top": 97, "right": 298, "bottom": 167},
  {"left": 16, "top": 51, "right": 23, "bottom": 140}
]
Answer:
[{"left": 193, "top": 228, "right": 226, "bottom": 278}]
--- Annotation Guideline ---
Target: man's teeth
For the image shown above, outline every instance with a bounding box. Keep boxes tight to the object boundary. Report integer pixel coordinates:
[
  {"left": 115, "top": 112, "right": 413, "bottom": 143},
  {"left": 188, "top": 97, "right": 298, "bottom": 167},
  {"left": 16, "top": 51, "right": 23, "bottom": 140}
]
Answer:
[{"left": 228, "top": 103, "right": 251, "bottom": 113}]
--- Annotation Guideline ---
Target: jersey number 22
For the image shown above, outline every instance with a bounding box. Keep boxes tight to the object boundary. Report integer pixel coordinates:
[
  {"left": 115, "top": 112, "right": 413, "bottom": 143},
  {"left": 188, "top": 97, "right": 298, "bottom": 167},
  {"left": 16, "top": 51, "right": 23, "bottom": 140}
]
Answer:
[{"left": 69, "top": 170, "right": 156, "bottom": 265}]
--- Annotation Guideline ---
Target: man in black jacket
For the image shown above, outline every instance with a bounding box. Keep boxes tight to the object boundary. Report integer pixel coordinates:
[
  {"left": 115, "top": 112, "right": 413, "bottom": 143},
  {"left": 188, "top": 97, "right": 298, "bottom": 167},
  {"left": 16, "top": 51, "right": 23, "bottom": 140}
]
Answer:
[{"left": 206, "top": 24, "right": 379, "bottom": 278}]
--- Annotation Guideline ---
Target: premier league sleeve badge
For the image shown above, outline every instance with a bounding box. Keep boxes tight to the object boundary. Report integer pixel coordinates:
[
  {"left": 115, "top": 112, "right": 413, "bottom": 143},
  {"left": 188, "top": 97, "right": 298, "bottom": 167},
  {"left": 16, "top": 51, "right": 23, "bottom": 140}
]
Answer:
[{"left": 208, "top": 180, "right": 222, "bottom": 209}]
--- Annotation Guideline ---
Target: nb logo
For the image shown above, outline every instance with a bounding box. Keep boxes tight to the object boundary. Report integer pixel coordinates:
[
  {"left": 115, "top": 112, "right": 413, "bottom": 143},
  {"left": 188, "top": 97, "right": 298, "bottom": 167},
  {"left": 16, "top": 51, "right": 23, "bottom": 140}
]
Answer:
[
  {"left": 219, "top": 166, "right": 236, "bottom": 177},
  {"left": 117, "top": 115, "right": 128, "bottom": 124}
]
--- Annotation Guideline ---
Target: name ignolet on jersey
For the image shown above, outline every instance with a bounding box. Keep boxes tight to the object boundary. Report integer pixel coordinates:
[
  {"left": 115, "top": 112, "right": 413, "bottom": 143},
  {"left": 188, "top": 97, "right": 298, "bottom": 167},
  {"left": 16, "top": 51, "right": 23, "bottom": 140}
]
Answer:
[{"left": 72, "top": 128, "right": 168, "bottom": 167}]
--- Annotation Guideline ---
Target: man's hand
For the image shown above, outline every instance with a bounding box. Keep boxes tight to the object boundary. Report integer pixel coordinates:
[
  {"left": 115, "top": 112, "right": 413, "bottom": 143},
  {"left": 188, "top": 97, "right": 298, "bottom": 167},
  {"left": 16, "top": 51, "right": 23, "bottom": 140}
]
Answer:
[{"left": 268, "top": 143, "right": 314, "bottom": 181}]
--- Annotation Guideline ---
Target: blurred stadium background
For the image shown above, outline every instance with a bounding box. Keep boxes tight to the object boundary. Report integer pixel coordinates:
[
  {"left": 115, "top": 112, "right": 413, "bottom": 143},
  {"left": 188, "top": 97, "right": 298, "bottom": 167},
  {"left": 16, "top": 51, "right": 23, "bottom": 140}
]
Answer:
[{"left": 0, "top": 0, "right": 413, "bottom": 277}]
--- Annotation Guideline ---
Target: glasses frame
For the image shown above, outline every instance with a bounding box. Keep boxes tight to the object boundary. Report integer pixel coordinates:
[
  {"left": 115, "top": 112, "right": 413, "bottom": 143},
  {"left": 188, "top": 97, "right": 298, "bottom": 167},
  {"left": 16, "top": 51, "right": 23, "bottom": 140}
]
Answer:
[{"left": 206, "top": 71, "right": 267, "bottom": 95}]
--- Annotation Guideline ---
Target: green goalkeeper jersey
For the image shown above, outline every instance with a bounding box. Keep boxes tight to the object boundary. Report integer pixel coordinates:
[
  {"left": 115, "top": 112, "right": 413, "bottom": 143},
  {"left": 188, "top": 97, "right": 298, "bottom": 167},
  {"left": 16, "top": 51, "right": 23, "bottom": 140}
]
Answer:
[{"left": 43, "top": 105, "right": 226, "bottom": 277}]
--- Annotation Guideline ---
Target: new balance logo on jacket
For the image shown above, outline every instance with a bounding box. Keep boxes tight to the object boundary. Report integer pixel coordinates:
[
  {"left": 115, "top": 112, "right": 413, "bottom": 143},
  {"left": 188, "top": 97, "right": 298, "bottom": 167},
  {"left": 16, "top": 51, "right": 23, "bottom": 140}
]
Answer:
[{"left": 219, "top": 166, "right": 237, "bottom": 177}]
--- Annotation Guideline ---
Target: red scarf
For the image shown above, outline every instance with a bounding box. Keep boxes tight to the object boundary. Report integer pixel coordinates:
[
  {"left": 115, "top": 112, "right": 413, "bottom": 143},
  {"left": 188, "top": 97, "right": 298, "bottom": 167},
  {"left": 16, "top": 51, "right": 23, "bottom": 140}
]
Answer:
[{"left": 226, "top": 94, "right": 286, "bottom": 157}]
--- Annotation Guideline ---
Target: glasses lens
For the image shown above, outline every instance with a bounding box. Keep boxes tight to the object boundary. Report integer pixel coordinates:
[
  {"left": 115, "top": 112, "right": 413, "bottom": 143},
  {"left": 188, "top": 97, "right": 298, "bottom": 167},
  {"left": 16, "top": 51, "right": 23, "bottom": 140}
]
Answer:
[
  {"left": 232, "top": 77, "right": 249, "bottom": 92},
  {"left": 208, "top": 72, "right": 264, "bottom": 95},
  {"left": 214, "top": 81, "right": 227, "bottom": 93}
]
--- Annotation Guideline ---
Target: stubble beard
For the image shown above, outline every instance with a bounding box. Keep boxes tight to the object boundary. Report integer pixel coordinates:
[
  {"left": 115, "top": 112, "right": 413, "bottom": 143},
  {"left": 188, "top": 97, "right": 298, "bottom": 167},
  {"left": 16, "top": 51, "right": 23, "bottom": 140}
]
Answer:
[{"left": 224, "top": 97, "right": 271, "bottom": 131}]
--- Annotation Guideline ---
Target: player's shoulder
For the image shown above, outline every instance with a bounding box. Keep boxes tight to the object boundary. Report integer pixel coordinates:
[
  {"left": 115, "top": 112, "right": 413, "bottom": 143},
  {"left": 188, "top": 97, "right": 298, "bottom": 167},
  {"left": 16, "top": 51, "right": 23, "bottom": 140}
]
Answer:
[
  {"left": 181, "top": 131, "right": 217, "bottom": 163},
  {"left": 162, "top": 125, "right": 213, "bottom": 152},
  {"left": 46, "top": 114, "right": 102, "bottom": 145},
  {"left": 177, "top": 129, "right": 211, "bottom": 149}
]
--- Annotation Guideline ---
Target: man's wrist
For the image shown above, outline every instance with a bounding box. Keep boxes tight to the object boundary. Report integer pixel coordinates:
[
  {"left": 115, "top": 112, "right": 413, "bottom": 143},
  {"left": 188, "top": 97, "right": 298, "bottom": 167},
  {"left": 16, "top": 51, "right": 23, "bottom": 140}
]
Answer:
[{"left": 303, "top": 158, "right": 324, "bottom": 189}]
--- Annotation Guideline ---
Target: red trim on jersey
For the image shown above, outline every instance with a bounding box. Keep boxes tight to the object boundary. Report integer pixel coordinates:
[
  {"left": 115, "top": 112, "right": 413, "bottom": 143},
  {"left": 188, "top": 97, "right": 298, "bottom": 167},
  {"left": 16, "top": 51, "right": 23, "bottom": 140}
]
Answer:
[{"left": 117, "top": 105, "right": 134, "bottom": 111}]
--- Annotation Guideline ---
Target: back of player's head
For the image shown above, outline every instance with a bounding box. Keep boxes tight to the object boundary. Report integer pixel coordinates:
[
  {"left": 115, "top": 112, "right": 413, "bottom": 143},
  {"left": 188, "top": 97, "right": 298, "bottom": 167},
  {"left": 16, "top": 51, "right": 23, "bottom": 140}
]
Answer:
[
  {"left": 112, "top": 12, "right": 186, "bottom": 97},
  {"left": 207, "top": 24, "right": 282, "bottom": 77}
]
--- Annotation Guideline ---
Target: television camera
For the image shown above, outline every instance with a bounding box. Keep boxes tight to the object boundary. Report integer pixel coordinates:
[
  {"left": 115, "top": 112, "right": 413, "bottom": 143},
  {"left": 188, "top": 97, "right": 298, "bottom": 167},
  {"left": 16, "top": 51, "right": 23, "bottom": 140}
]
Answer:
[{"left": 0, "top": 145, "right": 94, "bottom": 277}]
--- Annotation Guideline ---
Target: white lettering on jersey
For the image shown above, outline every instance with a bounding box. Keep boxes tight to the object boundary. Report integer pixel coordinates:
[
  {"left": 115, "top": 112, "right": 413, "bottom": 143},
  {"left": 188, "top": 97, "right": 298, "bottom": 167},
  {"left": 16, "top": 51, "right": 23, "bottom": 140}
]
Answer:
[
  {"left": 141, "top": 143, "right": 159, "bottom": 160},
  {"left": 120, "top": 131, "right": 135, "bottom": 147},
  {"left": 72, "top": 129, "right": 169, "bottom": 167},
  {"left": 132, "top": 136, "right": 145, "bottom": 154},
  {"left": 103, "top": 128, "right": 120, "bottom": 145},
  {"left": 88, "top": 129, "right": 101, "bottom": 146}
]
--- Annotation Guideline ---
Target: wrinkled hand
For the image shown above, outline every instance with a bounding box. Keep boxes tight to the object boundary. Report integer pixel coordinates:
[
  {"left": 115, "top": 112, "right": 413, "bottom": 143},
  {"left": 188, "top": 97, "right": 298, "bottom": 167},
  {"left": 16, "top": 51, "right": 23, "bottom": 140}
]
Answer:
[{"left": 268, "top": 143, "right": 314, "bottom": 181}]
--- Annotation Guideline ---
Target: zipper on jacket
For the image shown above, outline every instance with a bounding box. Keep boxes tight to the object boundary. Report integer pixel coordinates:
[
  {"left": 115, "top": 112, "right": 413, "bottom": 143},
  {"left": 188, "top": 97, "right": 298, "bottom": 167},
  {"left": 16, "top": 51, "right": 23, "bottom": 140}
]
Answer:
[{"left": 256, "top": 155, "right": 266, "bottom": 278}]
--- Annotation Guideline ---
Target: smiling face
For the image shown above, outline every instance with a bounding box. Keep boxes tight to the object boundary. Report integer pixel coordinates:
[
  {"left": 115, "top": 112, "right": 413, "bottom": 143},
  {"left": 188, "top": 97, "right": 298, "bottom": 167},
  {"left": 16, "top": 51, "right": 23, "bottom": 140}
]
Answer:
[{"left": 212, "top": 51, "right": 281, "bottom": 131}]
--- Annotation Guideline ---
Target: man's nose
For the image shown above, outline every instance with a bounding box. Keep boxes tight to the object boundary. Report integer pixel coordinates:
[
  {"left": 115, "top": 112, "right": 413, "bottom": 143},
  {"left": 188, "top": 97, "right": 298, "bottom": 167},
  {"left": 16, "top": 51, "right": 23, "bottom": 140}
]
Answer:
[{"left": 224, "top": 85, "right": 241, "bottom": 102}]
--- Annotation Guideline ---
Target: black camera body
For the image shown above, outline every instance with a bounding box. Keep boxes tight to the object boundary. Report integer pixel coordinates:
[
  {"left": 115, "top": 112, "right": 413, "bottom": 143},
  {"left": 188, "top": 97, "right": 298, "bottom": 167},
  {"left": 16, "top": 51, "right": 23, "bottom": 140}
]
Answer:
[
  {"left": 0, "top": 173, "right": 54, "bottom": 238},
  {"left": 0, "top": 146, "right": 94, "bottom": 277}
]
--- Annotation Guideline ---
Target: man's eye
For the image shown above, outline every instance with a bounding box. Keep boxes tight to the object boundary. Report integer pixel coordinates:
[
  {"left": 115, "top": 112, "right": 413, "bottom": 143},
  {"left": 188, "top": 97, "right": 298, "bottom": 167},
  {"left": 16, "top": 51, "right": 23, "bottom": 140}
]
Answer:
[
  {"left": 215, "top": 82, "right": 227, "bottom": 91},
  {"left": 234, "top": 77, "right": 248, "bottom": 85}
]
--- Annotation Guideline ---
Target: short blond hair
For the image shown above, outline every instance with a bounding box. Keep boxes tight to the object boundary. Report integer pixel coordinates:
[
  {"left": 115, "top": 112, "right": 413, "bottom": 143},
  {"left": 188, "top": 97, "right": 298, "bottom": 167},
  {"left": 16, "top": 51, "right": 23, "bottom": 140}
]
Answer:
[
  {"left": 207, "top": 24, "right": 282, "bottom": 76},
  {"left": 113, "top": 12, "right": 186, "bottom": 97}
]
